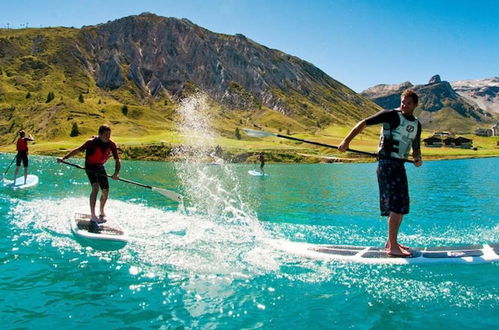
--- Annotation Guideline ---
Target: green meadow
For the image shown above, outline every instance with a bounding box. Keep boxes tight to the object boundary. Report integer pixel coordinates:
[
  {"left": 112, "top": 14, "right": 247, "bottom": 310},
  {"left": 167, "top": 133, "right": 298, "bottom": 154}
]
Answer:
[{"left": 2, "top": 120, "right": 497, "bottom": 163}]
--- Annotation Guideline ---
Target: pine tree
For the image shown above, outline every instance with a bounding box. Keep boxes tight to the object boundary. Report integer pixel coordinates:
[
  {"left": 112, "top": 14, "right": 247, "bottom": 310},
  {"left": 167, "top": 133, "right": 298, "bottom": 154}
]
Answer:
[
  {"left": 70, "top": 122, "right": 80, "bottom": 137},
  {"left": 122, "top": 105, "right": 128, "bottom": 116},
  {"left": 26, "top": 92, "right": 31, "bottom": 99},
  {"left": 235, "top": 127, "right": 241, "bottom": 140},
  {"left": 78, "top": 93, "right": 84, "bottom": 103}
]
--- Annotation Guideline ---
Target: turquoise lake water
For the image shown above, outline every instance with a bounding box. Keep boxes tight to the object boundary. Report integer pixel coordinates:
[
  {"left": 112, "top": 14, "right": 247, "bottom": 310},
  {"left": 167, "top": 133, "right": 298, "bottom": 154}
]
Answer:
[{"left": 0, "top": 154, "right": 498, "bottom": 329}]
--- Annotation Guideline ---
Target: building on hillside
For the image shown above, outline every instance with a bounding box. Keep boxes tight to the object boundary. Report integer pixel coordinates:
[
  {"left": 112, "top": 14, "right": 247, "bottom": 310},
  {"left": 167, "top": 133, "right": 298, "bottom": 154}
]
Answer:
[
  {"left": 453, "top": 137, "right": 473, "bottom": 149},
  {"left": 492, "top": 123, "right": 499, "bottom": 136},
  {"left": 475, "top": 127, "right": 493, "bottom": 136},
  {"left": 424, "top": 135, "right": 473, "bottom": 148},
  {"left": 443, "top": 137, "right": 455, "bottom": 147},
  {"left": 423, "top": 136, "right": 442, "bottom": 147},
  {"left": 433, "top": 131, "right": 454, "bottom": 138}
]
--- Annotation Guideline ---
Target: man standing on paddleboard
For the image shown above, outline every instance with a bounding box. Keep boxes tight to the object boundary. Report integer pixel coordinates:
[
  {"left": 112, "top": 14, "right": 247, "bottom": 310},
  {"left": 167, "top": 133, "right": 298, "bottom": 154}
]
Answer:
[
  {"left": 338, "top": 89, "right": 422, "bottom": 257},
  {"left": 13, "top": 130, "right": 35, "bottom": 184},
  {"left": 57, "top": 124, "right": 121, "bottom": 233},
  {"left": 259, "top": 153, "right": 265, "bottom": 174}
]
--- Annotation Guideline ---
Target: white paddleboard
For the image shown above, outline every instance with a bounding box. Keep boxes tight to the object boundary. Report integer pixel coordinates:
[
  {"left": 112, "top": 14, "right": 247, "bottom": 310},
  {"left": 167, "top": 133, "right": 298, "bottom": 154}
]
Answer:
[
  {"left": 71, "top": 213, "right": 129, "bottom": 242},
  {"left": 248, "top": 170, "right": 267, "bottom": 176},
  {"left": 277, "top": 241, "right": 499, "bottom": 265},
  {"left": 3, "top": 174, "right": 39, "bottom": 189}
]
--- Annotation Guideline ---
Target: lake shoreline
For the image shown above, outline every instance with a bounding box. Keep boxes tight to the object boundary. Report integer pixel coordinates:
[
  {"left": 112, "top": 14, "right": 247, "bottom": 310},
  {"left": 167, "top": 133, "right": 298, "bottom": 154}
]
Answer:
[{"left": 3, "top": 146, "right": 498, "bottom": 164}]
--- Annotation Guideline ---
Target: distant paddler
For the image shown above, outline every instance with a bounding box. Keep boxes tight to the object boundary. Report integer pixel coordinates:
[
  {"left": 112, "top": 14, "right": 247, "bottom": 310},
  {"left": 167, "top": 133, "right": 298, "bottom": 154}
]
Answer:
[
  {"left": 57, "top": 124, "right": 121, "bottom": 233},
  {"left": 338, "top": 89, "right": 423, "bottom": 257},
  {"left": 13, "top": 130, "right": 35, "bottom": 185},
  {"left": 259, "top": 152, "right": 265, "bottom": 174}
]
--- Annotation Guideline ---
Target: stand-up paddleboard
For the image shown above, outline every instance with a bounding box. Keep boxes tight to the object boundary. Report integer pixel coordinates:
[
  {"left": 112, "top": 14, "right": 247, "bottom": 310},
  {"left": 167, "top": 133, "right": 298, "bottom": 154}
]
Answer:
[
  {"left": 277, "top": 241, "right": 499, "bottom": 265},
  {"left": 71, "top": 213, "right": 128, "bottom": 242},
  {"left": 3, "top": 174, "right": 39, "bottom": 189},
  {"left": 248, "top": 170, "right": 267, "bottom": 176}
]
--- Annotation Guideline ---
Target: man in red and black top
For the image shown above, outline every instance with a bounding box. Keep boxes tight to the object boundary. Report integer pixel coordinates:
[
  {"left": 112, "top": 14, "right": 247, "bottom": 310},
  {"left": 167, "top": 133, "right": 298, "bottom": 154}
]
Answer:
[
  {"left": 58, "top": 124, "right": 121, "bottom": 232},
  {"left": 14, "top": 130, "right": 35, "bottom": 184}
]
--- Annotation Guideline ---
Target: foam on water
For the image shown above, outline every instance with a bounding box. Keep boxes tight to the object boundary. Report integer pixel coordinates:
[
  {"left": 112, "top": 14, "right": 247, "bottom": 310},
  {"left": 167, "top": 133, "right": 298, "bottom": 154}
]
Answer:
[{"left": 4, "top": 177, "right": 498, "bottom": 314}]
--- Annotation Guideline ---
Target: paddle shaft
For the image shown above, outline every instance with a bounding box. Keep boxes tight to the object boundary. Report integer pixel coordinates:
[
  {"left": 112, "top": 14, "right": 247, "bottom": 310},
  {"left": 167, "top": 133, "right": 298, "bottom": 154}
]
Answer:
[
  {"left": 3, "top": 155, "right": 17, "bottom": 176},
  {"left": 275, "top": 133, "right": 375, "bottom": 156},
  {"left": 274, "top": 133, "right": 414, "bottom": 164},
  {"left": 61, "top": 160, "right": 155, "bottom": 190},
  {"left": 60, "top": 160, "right": 183, "bottom": 202}
]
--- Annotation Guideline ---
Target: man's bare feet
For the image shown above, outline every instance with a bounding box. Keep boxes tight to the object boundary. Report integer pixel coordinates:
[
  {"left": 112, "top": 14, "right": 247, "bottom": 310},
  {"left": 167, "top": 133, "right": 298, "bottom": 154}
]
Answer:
[
  {"left": 385, "top": 241, "right": 410, "bottom": 250},
  {"left": 386, "top": 245, "right": 412, "bottom": 257}
]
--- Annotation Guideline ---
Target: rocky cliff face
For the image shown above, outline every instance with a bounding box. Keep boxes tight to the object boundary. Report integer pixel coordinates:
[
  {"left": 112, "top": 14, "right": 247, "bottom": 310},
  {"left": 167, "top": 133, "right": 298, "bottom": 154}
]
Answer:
[
  {"left": 361, "top": 75, "right": 494, "bottom": 131},
  {"left": 0, "top": 13, "right": 380, "bottom": 143},
  {"left": 451, "top": 77, "right": 499, "bottom": 114},
  {"left": 74, "top": 13, "right": 374, "bottom": 118},
  {"left": 361, "top": 81, "right": 413, "bottom": 109}
]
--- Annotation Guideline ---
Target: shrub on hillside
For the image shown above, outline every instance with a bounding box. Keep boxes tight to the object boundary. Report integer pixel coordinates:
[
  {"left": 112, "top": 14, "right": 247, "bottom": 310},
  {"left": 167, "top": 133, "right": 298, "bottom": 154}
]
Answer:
[
  {"left": 46, "top": 91, "right": 54, "bottom": 103},
  {"left": 70, "top": 122, "right": 80, "bottom": 137}
]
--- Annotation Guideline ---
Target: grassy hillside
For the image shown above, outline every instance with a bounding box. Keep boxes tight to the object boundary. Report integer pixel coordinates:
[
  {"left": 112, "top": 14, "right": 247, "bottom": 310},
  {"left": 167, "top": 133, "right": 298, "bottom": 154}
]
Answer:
[{"left": 1, "top": 26, "right": 497, "bottom": 163}]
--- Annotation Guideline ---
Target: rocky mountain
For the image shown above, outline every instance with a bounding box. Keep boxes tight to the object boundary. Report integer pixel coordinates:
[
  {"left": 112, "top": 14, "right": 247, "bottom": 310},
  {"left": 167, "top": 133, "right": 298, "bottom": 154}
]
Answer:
[
  {"left": 361, "top": 81, "right": 413, "bottom": 110},
  {"left": 0, "top": 13, "right": 378, "bottom": 145},
  {"left": 361, "top": 75, "right": 494, "bottom": 132},
  {"left": 451, "top": 77, "right": 499, "bottom": 114}
]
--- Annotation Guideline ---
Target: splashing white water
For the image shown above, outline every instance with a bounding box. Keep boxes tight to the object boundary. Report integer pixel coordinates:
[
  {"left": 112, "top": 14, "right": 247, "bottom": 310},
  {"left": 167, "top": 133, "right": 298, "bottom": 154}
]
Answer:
[{"left": 173, "top": 94, "right": 267, "bottom": 230}]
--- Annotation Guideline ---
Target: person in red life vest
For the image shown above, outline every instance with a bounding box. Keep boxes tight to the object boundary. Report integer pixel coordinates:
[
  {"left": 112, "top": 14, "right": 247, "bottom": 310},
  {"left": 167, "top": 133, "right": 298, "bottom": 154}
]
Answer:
[
  {"left": 14, "top": 130, "right": 35, "bottom": 184},
  {"left": 58, "top": 124, "right": 121, "bottom": 233}
]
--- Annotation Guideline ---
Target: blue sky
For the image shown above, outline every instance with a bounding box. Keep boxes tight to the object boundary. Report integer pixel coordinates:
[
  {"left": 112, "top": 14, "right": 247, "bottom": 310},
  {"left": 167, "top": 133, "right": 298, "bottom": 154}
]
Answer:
[{"left": 1, "top": 0, "right": 498, "bottom": 92}]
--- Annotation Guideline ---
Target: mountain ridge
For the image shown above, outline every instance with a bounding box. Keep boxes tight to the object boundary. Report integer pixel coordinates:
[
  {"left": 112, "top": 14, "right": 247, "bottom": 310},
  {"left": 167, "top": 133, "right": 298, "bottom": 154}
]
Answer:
[
  {"left": 0, "top": 13, "right": 379, "bottom": 146},
  {"left": 451, "top": 77, "right": 499, "bottom": 114},
  {"left": 361, "top": 75, "right": 495, "bottom": 132}
]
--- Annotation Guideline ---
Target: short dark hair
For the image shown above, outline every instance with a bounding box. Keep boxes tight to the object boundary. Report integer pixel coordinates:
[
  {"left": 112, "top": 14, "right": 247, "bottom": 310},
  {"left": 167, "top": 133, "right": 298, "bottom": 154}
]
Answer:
[
  {"left": 19, "top": 130, "right": 25, "bottom": 137},
  {"left": 98, "top": 124, "right": 111, "bottom": 135},
  {"left": 402, "top": 89, "right": 419, "bottom": 105}
]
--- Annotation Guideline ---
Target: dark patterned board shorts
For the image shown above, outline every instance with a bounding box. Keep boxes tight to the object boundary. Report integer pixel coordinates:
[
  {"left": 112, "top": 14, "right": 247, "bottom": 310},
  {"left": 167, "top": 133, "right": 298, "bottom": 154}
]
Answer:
[{"left": 376, "top": 158, "right": 409, "bottom": 216}]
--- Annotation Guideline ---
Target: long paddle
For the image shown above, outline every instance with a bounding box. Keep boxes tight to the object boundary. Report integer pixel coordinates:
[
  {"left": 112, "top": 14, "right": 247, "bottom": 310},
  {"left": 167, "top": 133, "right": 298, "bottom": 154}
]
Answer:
[
  {"left": 59, "top": 160, "right": 183, "bottom": 202},
  {"left": 2, "top": 155, "right": 17, "bottom": 180},
  {"left": 243, "top": 128, "right": 414, "bottom": 163}
]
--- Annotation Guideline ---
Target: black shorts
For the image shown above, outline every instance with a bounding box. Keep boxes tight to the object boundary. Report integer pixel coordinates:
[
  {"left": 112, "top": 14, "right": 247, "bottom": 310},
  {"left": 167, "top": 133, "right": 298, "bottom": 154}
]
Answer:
[
  {"left": 85, "top": 166, "right": 109, "bottom": 190},
  {"left": 16, "top": 151, "right": 28, "bottom": 167},
  {"left": 376, "top": 158, "right": 410, "bottom": 216}
]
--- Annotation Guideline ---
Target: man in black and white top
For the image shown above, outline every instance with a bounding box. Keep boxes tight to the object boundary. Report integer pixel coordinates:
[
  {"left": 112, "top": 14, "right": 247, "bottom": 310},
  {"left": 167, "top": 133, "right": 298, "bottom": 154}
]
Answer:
[{"left": 339, "top": 89, "right": 423, "bottom": 257}]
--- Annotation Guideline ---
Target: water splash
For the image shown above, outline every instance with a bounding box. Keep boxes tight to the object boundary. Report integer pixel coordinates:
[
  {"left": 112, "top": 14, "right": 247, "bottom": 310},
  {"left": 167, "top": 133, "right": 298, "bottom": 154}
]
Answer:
[{"left": 167, "top": 94, "right": 282, "bottom": 277}]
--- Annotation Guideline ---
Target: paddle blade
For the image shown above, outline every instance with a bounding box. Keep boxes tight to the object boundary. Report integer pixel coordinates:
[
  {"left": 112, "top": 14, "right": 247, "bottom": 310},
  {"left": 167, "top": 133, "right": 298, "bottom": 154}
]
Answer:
[
  {"left": 242, "top": 128, "right": 276, "bottom": 138},
  {"left": 152, "top": 187, "right": 184, "bottom": 202}
]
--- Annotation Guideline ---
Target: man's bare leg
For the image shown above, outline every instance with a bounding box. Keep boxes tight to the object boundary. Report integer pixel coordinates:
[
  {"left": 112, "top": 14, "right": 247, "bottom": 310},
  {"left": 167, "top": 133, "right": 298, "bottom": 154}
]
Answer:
[
  {"left": 23, "top": 167, "right": 28, "bottom": 184},
  {"left": 89, "top": 183, "right": 99, "bottom": 221},
  {"left": 13, "top": 165, "right": 20, "bottom": 182},
  {"left": 99, "top": 189, "right": 109, "bottom": 218},
  {"left": 386, "top": 212, "right": 411, "bottom": 257}
]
